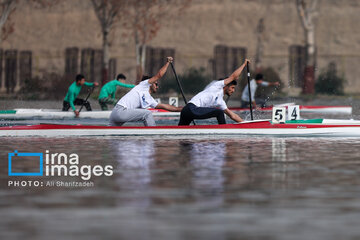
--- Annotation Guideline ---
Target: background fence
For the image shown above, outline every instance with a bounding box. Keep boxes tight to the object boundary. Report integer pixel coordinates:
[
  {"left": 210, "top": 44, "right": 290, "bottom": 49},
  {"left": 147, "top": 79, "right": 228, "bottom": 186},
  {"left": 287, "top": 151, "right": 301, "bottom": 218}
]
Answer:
[{"left": 0, "top": 46, "right": 359, "bottom": 97}]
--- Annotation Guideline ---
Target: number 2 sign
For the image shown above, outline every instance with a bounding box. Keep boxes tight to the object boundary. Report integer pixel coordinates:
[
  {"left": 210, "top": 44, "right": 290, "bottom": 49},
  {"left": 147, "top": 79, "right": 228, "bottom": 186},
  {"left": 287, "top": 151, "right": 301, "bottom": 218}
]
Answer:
[{"left": 169, "top": 97, "right": 179, "bottom": 107}]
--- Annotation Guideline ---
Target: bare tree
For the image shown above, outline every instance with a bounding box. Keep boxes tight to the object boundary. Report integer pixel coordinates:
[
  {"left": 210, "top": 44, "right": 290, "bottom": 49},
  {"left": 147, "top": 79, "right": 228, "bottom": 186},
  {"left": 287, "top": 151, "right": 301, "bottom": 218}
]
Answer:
[
  {"left": 296, "top": 0, "right": 319, "bottom": 94},
  {"left": 255, "top": 18, "right": 265, "bottom": 73},
  {"left": 124, "top": 0, "right": 191, "bottom": 82},
  {"left": 91, "top": 0, "right": 124, "bottom": 85},
  {"left": 0, "top": 0, "right": 59, "bottom": 43},
  {"left": 0, "top": 0, "right": 16, "bottom": 43}
]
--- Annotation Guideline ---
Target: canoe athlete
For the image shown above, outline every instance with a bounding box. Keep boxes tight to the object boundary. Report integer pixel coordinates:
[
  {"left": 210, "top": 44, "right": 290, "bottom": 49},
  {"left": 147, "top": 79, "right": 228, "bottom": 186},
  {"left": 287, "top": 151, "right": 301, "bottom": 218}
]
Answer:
[
  {"left": 109, "top": 56, "right": 182, "bottom": 126},
  {"left": 62, "top": 74, "right": 99, "bottom": 117},
  {"left": 98, "top": 74, "right": 135, "bottom": 110},
  {"left": 240, "top": 73, "right": 280, "bottom": 109},
  {"left": 178, "top": 59, "right": 250, "bottom": 125}
]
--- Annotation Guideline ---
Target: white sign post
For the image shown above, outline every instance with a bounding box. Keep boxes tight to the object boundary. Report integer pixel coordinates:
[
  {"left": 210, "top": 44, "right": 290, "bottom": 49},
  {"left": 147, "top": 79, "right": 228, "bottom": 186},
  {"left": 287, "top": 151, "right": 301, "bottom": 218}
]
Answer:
[
  {"left": 272, "top": 107, "right": 286, "bottom": 124},
  {"left": 287, "top": 105, "right": 300, "bottom": 121},
  {"left": 169, "top": 97, "right": 179, "bottom": 107}
]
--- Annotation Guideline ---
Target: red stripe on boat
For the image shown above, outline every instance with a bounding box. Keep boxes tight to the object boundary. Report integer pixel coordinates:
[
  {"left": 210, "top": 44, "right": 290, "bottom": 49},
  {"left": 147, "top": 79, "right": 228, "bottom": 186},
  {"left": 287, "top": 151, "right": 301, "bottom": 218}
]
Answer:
[{"left": 1, "top": 121, "right": 360, "bottom": 131}]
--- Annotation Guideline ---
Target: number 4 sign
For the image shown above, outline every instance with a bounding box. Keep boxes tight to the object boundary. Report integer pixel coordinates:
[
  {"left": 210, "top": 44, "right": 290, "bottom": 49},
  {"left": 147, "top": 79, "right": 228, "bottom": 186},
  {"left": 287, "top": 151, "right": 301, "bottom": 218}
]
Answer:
[{"left": 287, "top": 105, "right": 300, "bottom": 121}]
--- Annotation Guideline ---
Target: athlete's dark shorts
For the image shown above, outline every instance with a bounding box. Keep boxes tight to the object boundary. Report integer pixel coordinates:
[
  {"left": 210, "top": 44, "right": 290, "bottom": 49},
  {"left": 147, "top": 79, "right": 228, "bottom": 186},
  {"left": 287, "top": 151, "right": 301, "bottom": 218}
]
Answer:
[
  {"left": 178, "top": 103, "right": 226, "bottom": 125},
  {"left": 62, "top": 98, "right": 92, "bottom": 111}
]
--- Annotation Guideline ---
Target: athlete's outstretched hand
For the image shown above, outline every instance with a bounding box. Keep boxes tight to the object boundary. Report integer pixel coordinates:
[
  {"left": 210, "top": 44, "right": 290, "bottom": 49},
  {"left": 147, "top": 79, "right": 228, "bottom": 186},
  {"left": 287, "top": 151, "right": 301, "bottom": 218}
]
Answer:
[{"left": 167, "top": 57, "right": 173, "bottom": 63}]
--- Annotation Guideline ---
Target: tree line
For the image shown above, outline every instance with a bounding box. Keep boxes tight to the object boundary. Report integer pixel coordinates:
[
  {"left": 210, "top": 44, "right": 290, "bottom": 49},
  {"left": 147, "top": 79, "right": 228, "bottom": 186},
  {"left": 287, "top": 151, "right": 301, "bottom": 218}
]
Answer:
[{"left": 1, "top": 0, "right": 322, "bottom": 95}]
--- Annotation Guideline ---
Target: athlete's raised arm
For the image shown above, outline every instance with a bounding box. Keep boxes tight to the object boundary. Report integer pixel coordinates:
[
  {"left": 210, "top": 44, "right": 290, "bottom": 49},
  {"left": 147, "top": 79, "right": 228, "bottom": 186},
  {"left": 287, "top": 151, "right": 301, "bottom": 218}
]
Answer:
[
  {"left": 224, "top": 59, "right": 250, "bottom": 85},
  {"left": 148, "top": 57, "right": 173, "bottom": 84}
]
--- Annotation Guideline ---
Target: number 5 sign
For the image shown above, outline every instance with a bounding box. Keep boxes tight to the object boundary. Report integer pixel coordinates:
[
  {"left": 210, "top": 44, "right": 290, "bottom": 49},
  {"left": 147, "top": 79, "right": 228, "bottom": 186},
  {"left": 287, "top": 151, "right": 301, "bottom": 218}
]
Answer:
[{"left": 272, "top": 107, "right": 286, "bottom": 124}]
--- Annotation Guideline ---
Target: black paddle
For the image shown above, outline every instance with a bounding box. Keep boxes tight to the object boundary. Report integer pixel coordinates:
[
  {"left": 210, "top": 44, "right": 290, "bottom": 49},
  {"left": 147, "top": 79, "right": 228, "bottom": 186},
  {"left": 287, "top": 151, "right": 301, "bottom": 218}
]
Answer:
[
  {"left": 170, "top": 62, "right": 188, "bottom": 105},
  {"left": 246, "top": 62, "right": 254, "bottom": 120},
  {"left": 79, "top": 86, "right": 95, "bottom": 113},
  {"left": 170, "top": 62, "right": 196, "bottom": 125}
]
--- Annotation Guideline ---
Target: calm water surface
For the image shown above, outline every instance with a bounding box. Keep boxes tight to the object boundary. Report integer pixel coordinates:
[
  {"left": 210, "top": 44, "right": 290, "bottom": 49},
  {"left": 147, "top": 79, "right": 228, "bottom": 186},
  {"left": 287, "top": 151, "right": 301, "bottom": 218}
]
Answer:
[{"left": 1, "top": 136, "right": 360, "bottom": 240}]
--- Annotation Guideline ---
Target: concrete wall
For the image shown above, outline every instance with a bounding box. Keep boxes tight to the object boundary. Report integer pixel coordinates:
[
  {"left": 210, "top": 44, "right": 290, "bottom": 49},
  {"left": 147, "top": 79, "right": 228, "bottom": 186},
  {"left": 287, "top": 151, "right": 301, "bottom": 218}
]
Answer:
[{"left": 1, "top": 0, "right": 359, "bottom": 94}]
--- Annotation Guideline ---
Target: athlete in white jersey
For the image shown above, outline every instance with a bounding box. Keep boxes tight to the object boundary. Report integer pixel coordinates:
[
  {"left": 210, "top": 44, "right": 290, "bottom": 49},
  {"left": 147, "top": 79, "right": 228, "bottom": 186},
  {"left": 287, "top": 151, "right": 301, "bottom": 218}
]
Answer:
[
  {"left": 109, "top": 57, "right": 182, "bottom": 126},
  {"left": 178, "top": 59, "right": 250, "bottom": 125},
  {"left": 241, "top": 73, "right": 279, "bottom": 109}
]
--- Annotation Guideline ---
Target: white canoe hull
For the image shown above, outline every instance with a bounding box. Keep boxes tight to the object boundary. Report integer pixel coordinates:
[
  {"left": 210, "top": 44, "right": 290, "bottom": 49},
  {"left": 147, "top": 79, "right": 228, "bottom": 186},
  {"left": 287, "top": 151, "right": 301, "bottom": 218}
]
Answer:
[
  {"left": 0, "top": 105, "right": 352, "bottom": 120},
  {"left": 3, "top": 127, "right": 360, "bottom": 137},
  {"left": 2, "top": 119, "right": 360, "bottom": 137},
  {"left": 0, "top": 109, "right": 178, "bottom": 119}
]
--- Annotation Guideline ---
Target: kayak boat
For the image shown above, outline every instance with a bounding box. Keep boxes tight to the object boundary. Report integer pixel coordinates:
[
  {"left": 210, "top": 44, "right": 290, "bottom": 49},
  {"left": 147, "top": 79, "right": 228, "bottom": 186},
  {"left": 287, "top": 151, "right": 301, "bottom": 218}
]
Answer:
[
  {"left": 0, "top": 105, "right": 352, "bottom": 120},
  {"left": 0, "top": 108, "right": 179, "bottom": 120},
  {"left": 231, "top": 105, "right": 352, "bottom": 114},
  {"left": 2, "top": 119, "right": 360, "bottom": 137}
]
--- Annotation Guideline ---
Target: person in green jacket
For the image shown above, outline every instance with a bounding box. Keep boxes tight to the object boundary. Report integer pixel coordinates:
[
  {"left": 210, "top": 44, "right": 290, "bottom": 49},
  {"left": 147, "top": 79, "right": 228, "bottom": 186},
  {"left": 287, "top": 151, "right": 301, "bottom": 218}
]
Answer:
[
  {"left": 98, "top": 73, "right": 135, "bottom": 110},
  {"left": 62, "top": 74, "right": 99, "bottom": 117}
]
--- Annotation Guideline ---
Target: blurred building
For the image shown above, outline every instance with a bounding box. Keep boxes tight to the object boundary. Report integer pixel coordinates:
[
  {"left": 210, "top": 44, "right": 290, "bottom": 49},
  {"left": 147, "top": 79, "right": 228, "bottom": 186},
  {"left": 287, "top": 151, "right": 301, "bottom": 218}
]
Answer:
[{"left": 0, "top": 0, "right": 359, "bottom": 95}]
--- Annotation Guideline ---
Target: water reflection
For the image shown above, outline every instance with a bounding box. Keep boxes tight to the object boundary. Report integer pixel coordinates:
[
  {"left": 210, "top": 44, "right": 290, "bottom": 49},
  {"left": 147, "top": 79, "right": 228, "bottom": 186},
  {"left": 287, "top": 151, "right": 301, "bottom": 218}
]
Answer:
[
  {"left": 271, "top": 138, "right": 301, "bottom": 190},
  {"left": 111, "top": 139, "right": 155, "bottom": 189},
  {"left": 110, "top": 138, "right": 155, "bottom": 212},
  {"left": 111, "top": 138, "right": 227, "bottom": 209},
  {"left": 272, "top": 138, "right": 287, "bottom": 162},
  {"left": 2, "top": 136, "right": 360, "bottom": 239},
  {"left": 187, "top": 141, "right": 226, "bottom": 209},
  {"left": 189, "top": 142, "right": 226, "bottom": 189}
]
